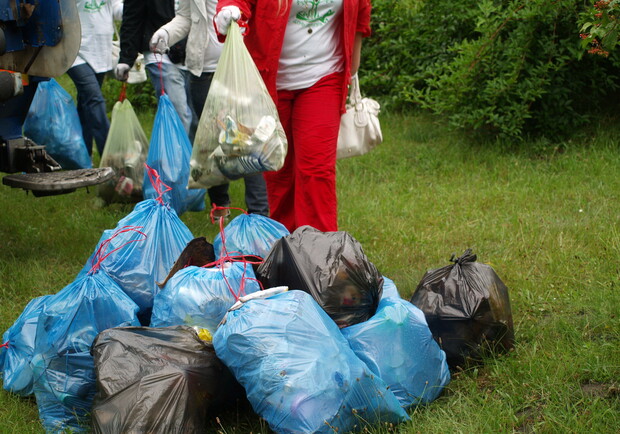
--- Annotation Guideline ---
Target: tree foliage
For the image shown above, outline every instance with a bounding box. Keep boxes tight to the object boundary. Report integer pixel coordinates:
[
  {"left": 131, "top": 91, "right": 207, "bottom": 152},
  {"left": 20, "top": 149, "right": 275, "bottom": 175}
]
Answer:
[{"left": 361, "top": 0, "right": 620, "bottom": 141}]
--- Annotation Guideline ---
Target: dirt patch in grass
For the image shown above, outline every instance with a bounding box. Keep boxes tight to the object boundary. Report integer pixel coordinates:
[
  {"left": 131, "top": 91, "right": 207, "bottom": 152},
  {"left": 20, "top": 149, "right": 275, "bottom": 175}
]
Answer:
[
  {"left": 515, "top": 404, "right": 543, "bottom": 433},
  {"left": 580, "top": 381, "right": 620, "bottom": 399}
]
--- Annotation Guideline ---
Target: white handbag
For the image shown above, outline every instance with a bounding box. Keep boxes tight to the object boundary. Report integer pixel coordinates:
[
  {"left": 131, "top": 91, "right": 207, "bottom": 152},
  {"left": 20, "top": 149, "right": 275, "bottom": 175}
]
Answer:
[{"left": 337, "top": 74, "right": 382, "bottom": 159}]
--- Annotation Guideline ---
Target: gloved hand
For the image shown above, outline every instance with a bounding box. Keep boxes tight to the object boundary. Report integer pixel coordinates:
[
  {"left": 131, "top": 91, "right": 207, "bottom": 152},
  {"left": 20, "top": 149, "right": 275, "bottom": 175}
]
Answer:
[
  {"left": 149, "top": 28, "right": 170, "bottom": 54},
  {"left": 115, "top": 63, "right": 131, "bottom": 81},
  {"left": 214, "top": 5, "right": 241, "bottom": 35}
]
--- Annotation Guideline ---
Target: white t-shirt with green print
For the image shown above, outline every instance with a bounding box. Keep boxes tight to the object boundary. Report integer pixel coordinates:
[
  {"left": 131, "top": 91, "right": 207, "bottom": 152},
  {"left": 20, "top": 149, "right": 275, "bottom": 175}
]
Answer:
[{"left": 277, "top": 0, "right": 344, "bottom": 91}]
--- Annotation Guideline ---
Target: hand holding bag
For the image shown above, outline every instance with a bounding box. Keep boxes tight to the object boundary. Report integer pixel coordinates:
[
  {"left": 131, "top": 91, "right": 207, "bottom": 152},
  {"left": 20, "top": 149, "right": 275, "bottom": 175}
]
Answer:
[
  {"left": 111, "top": 24, "right": 147, "bottom": 84},
  {"left": 337, "top": 74, "right": 382, "bottom": 159}
]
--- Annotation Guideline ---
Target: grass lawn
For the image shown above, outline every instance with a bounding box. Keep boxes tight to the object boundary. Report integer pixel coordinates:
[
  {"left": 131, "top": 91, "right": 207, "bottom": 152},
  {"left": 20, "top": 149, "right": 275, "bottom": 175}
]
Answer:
[{"left": 0, "top": 97, "right": 619, "bottom": 432}]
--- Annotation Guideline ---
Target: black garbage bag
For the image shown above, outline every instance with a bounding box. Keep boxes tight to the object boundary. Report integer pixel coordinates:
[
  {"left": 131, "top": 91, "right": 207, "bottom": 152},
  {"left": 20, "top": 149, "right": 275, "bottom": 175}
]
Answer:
[
  {"left": 410, "top": 249, "right": 514, "bottom": 368},
  {"left": 256, "top": 225, "right": 383, "bottom": 328},
  {"left": 91, "top": 326, "right": 245, "bottom": 433}
]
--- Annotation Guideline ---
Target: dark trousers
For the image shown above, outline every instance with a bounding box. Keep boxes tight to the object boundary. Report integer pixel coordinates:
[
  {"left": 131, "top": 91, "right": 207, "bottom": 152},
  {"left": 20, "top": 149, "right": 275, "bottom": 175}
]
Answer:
[{"left": 67, "top": 63, "right": 109, "bottom": 156}]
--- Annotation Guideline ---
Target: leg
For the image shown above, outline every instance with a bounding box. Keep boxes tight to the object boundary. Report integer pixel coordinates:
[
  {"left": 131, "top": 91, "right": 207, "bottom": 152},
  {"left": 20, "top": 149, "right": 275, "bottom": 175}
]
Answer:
[
  {"left": 189, "top": 72, "right": 213, "bottom": 121},
  {"left": 265, "top": 90, "right": 297, "bottom": 230},
  {"left": 289, "top": 72, "right": 343, "bottom": 232},
  {"left": 243, "top": 173, "right": 269, "bottom": 216},
  {"left": 67, "top": 63, "right": 110, "bottom": 156}
]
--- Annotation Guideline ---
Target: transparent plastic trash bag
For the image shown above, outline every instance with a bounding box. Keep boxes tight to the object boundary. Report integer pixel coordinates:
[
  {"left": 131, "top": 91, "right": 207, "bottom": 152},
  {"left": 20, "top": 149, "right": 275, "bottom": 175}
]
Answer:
[
  {"left": 189, "top": 22, "right": 287, "bottom": 189},
  {"left": 213, "top": 290, "right": 409, "bottom": 433},
  {"left": 98, "top": 95, "right": 149, "bottom": 204}
]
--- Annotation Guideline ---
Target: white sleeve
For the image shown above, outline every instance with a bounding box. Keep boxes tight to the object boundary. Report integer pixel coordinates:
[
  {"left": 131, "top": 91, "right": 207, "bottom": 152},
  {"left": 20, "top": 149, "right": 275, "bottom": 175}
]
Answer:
[
  {"left": 161, "top": 0, "right": 192, "bottom": 46},
  {"left": 112, "top": 0, "right": 123, "bottom": 21}
]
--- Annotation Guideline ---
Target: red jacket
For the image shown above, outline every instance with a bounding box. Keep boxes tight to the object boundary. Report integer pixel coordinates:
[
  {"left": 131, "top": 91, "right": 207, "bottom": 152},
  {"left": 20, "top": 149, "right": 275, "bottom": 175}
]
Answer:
[{"left": 217, "top": 0, "right": 372, "bottom": 113}]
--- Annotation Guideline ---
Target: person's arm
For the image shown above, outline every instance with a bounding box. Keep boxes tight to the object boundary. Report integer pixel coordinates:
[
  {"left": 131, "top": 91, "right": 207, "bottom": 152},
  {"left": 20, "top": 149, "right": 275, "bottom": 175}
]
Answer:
[
  {"left": 161, "top": 0, "right": 191, "bottom": 46},
  {"left": 351, "top": 32, "right": 362, "bottom": 76},
  {"left": 119, "top": 0, "right": 146, "bottom": 66},
  {"left": 112, "top": 0, "right": 123, "bottom": 21}
]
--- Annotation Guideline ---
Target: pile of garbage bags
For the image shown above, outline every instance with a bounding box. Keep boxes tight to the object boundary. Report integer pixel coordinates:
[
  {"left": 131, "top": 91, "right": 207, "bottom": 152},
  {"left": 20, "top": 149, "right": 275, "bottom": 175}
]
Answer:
[{"left": 1, "top": 178, "right": 514, "bottom": 432}]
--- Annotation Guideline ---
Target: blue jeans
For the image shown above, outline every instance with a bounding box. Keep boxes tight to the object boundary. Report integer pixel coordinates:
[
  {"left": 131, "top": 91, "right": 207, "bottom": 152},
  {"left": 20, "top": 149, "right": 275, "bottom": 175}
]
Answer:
[
  {"left": 146, "top": 62, "right": 195, "bottom": 136},
  {"left": 191, "top": 72, "right": 269, "bottom": 215},
  {"left": 67, "top": 63, "right": 109, "bottom": 156}
]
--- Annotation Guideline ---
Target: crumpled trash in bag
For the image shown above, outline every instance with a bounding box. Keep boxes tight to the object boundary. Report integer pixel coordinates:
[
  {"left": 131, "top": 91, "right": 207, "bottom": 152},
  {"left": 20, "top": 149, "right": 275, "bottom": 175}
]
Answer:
[
  {"left": 341, "top": 296, "right": 451, "bottom": 408},
  {"left": 213, "top": 290, "right": 409, "bottom": 433},
  {"left": 97, "top": 97, "right": 149, "bottom": 204},
  {"left": 0, "top": 295, "right": 51, "bottom": 396},
  {"left": 410, "top": 249, "right": 515, "bottom": 368},
  {"left": 256, "top": 225, "right": 383, "bottom": 328},
  {"left": 91, "top": 326, "right": 245, "bottom": 434}
]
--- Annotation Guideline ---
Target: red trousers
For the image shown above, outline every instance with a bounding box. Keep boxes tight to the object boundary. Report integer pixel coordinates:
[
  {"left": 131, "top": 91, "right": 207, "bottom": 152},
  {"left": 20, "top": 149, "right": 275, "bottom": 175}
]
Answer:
[{"left": 264, "top": 72, "right": 344, "bottom": 233}]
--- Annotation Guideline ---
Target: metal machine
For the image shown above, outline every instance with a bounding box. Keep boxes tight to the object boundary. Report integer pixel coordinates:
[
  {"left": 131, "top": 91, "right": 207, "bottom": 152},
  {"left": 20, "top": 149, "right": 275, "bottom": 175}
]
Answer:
[{"left": 0, "top": 0, "right": 113, "bottom": 196}]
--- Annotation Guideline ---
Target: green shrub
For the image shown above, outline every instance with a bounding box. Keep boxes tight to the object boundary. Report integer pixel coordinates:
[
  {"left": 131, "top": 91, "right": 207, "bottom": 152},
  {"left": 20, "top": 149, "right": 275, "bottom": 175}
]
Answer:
[
  {"left": 102, "top": 76, "right": 157, "bottom": 114},
  {"left": 363, "top": 0, "right": 620, "bottom": 141}
]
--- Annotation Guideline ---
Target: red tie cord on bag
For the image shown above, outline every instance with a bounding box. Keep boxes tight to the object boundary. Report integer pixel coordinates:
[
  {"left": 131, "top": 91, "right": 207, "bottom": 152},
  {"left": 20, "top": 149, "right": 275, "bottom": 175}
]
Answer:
[
  {"left": 0, "top": 342, "right": 8, "bottom": 349},
  {"left": 206, "top": 205, "right": 265, "bottom": 300},
  {"left": 157, "top": 59, "right": 165, "bottom": 96},
  {"left": 119, "top": 82, "right": 127, "bottom": 102},
  {"left": 144, "top": 163, "right": 172, "bottom": 204},
  {"left": 88, "top": 225, "right": 147, "bottom": 275},
  {"left": 204, "top": 254, "right": 264, "bottom": 301}
]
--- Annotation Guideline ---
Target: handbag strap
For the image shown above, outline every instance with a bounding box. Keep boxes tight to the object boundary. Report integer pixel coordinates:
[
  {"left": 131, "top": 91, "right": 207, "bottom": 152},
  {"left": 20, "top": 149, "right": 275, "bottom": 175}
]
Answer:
[{"left": 349, "top": 74, "right": 363, "bottom": 106}]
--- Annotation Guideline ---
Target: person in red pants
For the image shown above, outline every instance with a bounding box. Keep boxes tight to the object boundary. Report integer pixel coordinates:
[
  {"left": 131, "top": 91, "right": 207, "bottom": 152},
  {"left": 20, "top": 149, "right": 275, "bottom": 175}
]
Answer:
[{"left": 214, "top": 0, "right": 371, "bottom": 232}]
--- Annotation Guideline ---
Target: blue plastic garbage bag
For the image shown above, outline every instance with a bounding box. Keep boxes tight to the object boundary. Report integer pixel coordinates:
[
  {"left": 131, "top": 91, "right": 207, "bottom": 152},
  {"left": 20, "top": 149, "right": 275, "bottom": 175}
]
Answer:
[
  {"left": 213, "top": 290, "right": 409, "bottom": 433},
  {"left": 0, "top": 295, "right": 51, "bottom": 396},
  {"left": 81, "top": 173, "right": 194, "bottom": 324},
  {"left": 381, "top": 276, "right": 401, "bottom": 300},
  {"left": 151, "top": 262, "right": 261, "bottom": 334},
  {"left": 143, "top": 93, "right": 206, "bottom": 216},
  {"left": 341, "top": 297, "right": 450, "bottom": 409},
  {"left": 213, "top": 212, "right": 289, "bottom": 259},
  {"left": 23, "top": 79, "right": 92, "bottom": 169},
  {"left": 30, "top": 267, "right": 140, "bottom": 433}
]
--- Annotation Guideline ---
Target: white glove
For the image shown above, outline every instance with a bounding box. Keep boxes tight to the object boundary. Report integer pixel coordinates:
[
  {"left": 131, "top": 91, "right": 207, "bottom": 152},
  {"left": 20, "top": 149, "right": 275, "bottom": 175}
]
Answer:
[
  {"left": 214, "top": 6, "right": 241, "bottom": 35},
  {"left": 115, "top": 63, "right": 131, "bottom": 81},
  {"left": 149, "top": 28, "right": 169, "bottom": 54}
]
